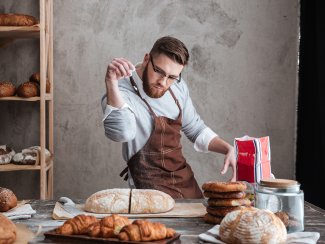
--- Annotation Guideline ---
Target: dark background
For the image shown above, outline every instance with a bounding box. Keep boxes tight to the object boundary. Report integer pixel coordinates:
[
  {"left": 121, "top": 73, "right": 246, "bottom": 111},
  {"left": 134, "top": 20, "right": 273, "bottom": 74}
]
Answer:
[{"left": 297, "top": 0, "right": 325, "bottom": 209}]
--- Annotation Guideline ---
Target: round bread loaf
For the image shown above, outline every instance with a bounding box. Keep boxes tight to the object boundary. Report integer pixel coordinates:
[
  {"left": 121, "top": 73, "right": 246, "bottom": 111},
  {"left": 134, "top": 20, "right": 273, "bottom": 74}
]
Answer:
[
  {"left": 0, "top": 81, "right": 16, "bottom": 97},
  {"left": 204, "top": 191, "right": 246, "bottom": 199},
  {"left": 29, "top": 72, "right": 51, "bottom": 93},
  {"left": 17, "top": 81, "right": 39, "bottom": 98},
  {"left": 0, "top": 13, "right": 38, "bottom": 26},
  {"left": 206, "top": 206, "right": 246, "bottom": 217},
  {"left": 208, "top": 198, "right": 251, "bottom": 207},
  {"left": 219, "top": 207, "right": 287, "bottom": 244},
  {"left": 0, "top": 187, "right": 17, "bottom": 212},
  {"left": 0, "top": 213, "right": 16, "bottom": 244},
  {"left": 203, "top": 213, "right": 224, "bottom": 224},
  {"left": 202, "top": 181, "right": 247, "bottom": 192}
]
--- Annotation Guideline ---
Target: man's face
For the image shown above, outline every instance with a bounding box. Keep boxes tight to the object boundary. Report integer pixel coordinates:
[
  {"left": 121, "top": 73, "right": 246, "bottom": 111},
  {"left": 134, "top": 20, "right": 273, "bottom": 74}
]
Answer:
[{"left": 142, "top": 54, "right": 183, "bottom": 98}]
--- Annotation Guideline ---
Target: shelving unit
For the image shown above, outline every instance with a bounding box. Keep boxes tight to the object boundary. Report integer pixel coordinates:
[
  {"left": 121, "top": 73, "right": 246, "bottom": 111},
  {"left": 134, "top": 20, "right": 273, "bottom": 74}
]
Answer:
[{"left": 0, "top": 0, "right": 54, "bottom": 200}]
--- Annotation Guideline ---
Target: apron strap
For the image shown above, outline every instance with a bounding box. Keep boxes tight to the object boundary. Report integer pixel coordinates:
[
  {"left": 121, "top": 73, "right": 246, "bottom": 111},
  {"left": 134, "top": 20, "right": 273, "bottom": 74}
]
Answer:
[
  {"left": 168, "top": 87, "right": 182, "bottom": 112},
  {"left": 119, "top": 166, "right": 129, "bottom": 181},
  {"left": 130, "top": 76, "right": 157, "bottom": 117}
]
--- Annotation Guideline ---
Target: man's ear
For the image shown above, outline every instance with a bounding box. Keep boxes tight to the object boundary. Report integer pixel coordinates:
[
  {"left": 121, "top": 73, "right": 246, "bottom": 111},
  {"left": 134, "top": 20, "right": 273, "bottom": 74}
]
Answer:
[{"left": 143, "top": 53, "right": 150, "bottom": 63}]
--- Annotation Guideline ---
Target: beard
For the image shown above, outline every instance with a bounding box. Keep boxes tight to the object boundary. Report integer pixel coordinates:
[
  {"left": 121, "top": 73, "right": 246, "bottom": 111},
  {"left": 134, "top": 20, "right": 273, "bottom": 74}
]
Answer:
[{"left": 142, "top": 64, "right": 168, "bottom": 98}]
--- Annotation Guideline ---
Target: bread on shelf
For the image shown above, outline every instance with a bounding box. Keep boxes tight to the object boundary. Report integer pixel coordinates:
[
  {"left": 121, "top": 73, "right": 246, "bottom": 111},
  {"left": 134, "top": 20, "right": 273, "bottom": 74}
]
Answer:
[
  {"left": 29, "top": 72, "right": 51, "bottom": 93},
  {"left": 0, "top": 13, "right": 38, "bottom": 26},
  {"left": 0, "top": 145, "right": 15, "bottom": 165},
  {"left": 16, "top": 81, "right": 39, "bottom": 98},
  {"left": 12, "top": 146, "right": 51, "bottom": 165},
  {"left": 0, "top": 81, "right": 16, "bottom": 97}
]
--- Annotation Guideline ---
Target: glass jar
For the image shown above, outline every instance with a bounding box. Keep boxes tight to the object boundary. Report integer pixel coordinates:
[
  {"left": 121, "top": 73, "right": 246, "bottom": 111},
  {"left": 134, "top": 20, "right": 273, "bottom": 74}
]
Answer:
[{"left": 254, "top": 179, "right": 304, "bottom": 233}]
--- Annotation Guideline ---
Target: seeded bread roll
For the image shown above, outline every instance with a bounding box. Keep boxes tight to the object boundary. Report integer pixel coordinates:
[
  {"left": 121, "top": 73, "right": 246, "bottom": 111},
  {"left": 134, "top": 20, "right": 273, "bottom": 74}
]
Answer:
[
  {"left": 0, "top": 213, "right": 16, "bottom": 244},
  {"left": 0, "top": 13, "right": 38, "bottom": 26},
  {"left": 0, "top": 81, "right": 16, "bottom": 97},
  {"left": 0, "top": 187, "right": 17, "bottom": 212},
  {"left": 29, "top": 72, "right": 51, "bottom": 93},
  {"left": 17, "top": 81, "right": 39, "bottom": 98}
]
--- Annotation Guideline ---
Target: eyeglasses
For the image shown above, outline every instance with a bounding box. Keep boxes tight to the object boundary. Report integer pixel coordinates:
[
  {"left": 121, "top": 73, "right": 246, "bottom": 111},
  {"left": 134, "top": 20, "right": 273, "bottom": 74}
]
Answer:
[{"left": 150, "top": 55, "right": 182, "bottom": 83}]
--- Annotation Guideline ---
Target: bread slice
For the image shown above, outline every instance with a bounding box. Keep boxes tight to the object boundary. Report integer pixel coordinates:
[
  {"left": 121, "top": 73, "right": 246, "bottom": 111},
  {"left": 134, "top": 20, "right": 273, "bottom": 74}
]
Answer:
[
  {"left": 84, "top": 188, "right": 130, "bottom": 214},
  {"left": 130, "top": 189, "right": 175, "bottom": 214}
]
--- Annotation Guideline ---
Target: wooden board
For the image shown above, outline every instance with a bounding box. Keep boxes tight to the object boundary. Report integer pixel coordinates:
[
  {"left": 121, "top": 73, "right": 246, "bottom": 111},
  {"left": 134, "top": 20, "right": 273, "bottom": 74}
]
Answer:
[
  {"left": 52, "top": 202, "right": 206, "bottom": 220},
  {"left": 44, "top": 230, "right": 181, "bottom": 244}
]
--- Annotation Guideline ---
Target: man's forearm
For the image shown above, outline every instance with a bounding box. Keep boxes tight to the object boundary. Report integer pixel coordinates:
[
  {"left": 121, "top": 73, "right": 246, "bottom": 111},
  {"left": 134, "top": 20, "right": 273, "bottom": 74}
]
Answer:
[
  {"left": 106, "top": 81, "right": 125, "bottom": 108},
  {"left": 208, "top": 136, "right": 233, "bottom": 154}
]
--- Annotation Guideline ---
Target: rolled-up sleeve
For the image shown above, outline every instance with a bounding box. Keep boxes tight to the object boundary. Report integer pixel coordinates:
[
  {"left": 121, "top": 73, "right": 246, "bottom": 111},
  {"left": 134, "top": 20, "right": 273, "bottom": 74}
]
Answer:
[
  {"left": 181, "top": 82, "right": 207, "bottom": 143},
  {"left": 101, "top": 95, "right": 136, "bottom": 142}
]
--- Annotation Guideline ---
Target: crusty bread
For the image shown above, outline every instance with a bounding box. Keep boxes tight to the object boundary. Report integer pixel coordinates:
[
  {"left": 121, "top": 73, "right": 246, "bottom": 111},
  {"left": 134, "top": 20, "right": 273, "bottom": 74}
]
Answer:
[
  {"left": 130, "top": 189, "right": 175, "bottom": 214},
  {"left": 0, "top": 82, "right": 16, "bottom": 97},
  {"left": 0, "top": 145, "right": 15, "bottom": 165},
  {"left": 84, "top": 189, "right": 175, "bottom": 214},
  {"left": 202, "top": 181, "right": 247, "bottom": 192},
  {"left": 206, "top": 206, "right": 246, "bottom": 217},
  {"left": 0, "top": 213, "right": 16, "bottom": 244},
  {"left": 203, "top": 191, "right": 246, "bottom": 199},
  {"left": 0, "top": 187, "right": 17, "bottom": 212},
  {"left": 219, "top": 207, "right": 287, "bottom": 244},
  {"left": 17, "top": 81, "right": 39, "bottom": 98},
  {"left": 84, "top": 189, "right": 130, "bottom": 214},
  {"left": 203, "top": 213, "right": 223, "bottom": 224},
  {"left": 29, "top": 72, "right": 51, "bottom": 93},
  {"left": 208, "top": 198, "right": 251, "bottom": 207},
  {"left": 0, "top": 13, "right": 38, "bottom": 26}
]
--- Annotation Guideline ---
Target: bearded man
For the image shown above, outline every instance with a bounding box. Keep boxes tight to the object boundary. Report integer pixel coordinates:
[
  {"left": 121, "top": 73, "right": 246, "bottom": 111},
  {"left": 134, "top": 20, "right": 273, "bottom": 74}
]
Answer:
[{"left": 102, "top": 36, "right": 236, "bottom": 199}]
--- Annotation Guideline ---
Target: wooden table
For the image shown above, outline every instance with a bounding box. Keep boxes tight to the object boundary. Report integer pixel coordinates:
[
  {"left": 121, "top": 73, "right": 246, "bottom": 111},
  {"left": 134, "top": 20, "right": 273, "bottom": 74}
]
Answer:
[{"left": 13, "top": 199, "right": 325, "bottom": 243}]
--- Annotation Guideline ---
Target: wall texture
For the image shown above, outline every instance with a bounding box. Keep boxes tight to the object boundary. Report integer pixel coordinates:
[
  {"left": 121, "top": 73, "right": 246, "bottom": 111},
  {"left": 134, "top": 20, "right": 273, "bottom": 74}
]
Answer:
[{"left": 0, "top": 0, "right": 299, "bottom": 199}]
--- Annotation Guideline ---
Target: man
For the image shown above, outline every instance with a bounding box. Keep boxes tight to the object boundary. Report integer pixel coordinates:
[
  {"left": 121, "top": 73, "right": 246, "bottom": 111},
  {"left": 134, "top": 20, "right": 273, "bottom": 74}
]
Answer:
[{"left": 102, "top": 36, "right": 236, "bottom": 199}]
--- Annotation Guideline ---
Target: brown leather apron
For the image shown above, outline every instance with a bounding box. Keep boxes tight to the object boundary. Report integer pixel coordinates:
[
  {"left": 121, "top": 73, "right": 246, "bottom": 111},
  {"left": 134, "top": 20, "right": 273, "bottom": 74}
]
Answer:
[{"left": 120, "top": 76, "right": 203, "bottom": 199}]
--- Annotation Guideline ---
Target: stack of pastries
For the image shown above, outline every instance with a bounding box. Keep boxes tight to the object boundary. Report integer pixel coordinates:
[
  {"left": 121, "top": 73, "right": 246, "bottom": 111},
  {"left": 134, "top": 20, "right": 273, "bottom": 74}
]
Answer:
[
  {"left": 202, "top": 181, "right": 251, "bottom": 224},
  {"left": 55, "top": 214, "right": 175, "bottom": 241}
]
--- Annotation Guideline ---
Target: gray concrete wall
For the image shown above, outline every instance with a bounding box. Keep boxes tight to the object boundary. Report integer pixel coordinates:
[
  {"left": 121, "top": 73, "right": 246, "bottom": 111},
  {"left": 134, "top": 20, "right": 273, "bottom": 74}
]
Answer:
[{"left": 0, "top": 0, "right": 299, "bottom": 199}]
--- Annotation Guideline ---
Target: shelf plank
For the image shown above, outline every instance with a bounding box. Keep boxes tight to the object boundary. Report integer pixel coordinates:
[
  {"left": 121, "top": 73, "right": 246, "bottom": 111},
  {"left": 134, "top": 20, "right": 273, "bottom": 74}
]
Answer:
[
  {"left": 0, "top": 94, "right": 52, "bottom": 101},
  {"left": 0, "top": 25, "right": 40, "bottom": 39},
  {"left": 0, "top": 159, "right": 53, "bottom": 172}
]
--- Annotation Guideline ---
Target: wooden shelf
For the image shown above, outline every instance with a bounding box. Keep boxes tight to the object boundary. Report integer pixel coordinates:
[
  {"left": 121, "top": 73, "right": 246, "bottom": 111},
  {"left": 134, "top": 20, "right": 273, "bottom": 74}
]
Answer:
[
  {"left": 0, "top": 25, "right": 40, "bottom": 39},
  {"left": 0, "top": 94, "right": 52, "bottom": 101},
  {"left": 0, "top": 158, "right": 53, "bottom": 172}
]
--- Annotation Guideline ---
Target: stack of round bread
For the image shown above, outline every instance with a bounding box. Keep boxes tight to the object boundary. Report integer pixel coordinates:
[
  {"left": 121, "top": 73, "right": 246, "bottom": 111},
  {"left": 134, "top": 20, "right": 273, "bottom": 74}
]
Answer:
[{"left": 202, "top": 181, "right": 251, "bottom": 224}]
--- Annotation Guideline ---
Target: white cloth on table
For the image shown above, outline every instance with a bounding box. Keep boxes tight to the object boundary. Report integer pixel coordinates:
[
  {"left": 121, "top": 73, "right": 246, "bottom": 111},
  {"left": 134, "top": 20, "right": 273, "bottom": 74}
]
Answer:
[{"left": 198, "top": 225, "right": 320, "bottom": 244}]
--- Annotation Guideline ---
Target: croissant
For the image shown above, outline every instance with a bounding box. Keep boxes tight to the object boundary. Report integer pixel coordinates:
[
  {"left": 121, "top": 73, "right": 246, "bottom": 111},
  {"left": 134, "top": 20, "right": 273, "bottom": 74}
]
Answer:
[
  {"left": 87, "top": 214, "right": 131, "bottom": 238},
  {"left": 118, "top": 219, "right": 175, "bottom": 241},
  {"left": 56, "top": 215, "right": 98, "bottom": 235}
]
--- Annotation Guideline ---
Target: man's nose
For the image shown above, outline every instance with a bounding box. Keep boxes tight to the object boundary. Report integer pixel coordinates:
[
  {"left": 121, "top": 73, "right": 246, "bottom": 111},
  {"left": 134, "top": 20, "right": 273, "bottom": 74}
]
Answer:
[{"left": 157, "top": 76, "right": 168, "bottom": 86}]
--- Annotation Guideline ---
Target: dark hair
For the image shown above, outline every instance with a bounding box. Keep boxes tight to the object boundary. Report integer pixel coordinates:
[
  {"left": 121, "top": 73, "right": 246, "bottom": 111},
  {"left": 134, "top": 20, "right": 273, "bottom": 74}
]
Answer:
[{"left": 149, "top": 36, "right": 189, "bottom": 66}]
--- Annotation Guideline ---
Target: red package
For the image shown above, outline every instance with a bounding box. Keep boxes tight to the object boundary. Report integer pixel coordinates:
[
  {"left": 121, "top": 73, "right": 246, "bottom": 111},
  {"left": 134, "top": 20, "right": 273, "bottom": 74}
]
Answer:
[{"left": 235, "top": 136, "right": 271, "bottom": 183}]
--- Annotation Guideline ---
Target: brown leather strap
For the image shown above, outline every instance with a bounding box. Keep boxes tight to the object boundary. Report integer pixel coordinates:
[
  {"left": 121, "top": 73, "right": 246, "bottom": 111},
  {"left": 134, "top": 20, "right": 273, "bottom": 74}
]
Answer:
[
  {"left": 119, "top": 166, "right": 129, "bottom": 181},
  {"left": 130, "top": 76, "right": 157, "bottom": 117}
]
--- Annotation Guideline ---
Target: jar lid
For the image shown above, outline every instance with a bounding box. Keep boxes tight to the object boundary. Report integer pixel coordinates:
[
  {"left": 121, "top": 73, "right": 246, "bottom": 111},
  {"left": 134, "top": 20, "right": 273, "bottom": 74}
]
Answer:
[{"left": 260, "top": 179, "right": 298, "bottom": 188}]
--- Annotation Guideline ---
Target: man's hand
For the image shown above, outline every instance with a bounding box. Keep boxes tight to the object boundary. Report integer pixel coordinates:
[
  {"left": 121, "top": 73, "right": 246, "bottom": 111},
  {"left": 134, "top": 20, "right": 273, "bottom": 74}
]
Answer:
[
  {"left": 208, "top": 137, "right": 237, "bottom": 182},
  {"left": 105, "top": 58, "right": 135, "bottom": 84},
  {"left": 221, "top": 146, "right": 237, "bottom": 182},
  {"left": 105, "top": 58, "right": 135, "bottom": 108}
]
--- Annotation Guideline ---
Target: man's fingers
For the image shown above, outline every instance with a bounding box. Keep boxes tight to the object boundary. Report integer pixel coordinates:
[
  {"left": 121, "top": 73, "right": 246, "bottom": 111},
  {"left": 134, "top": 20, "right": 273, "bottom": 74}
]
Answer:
[
  {"left": 221, "top": 159, "right": 229, "bottom": 175},
  {"left": 112, "top": 60, "right": 128, "bottom": 77}
]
